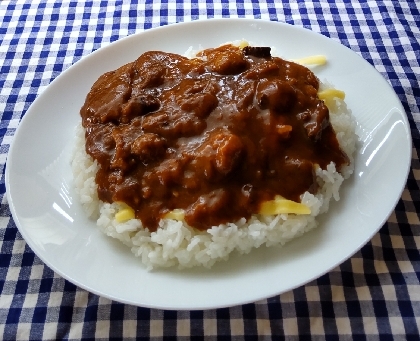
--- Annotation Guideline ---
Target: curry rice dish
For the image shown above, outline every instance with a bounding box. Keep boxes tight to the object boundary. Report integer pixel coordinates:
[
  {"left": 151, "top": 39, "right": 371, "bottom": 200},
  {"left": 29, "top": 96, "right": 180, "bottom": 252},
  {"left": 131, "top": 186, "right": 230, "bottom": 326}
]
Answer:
[{"left": 72, "top": 43, "right": 357, "bottom": 269}]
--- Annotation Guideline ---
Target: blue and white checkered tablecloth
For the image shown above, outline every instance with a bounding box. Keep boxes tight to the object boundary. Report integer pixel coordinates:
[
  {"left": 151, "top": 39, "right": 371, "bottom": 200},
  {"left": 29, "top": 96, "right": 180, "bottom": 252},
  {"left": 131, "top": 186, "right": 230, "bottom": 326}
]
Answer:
[{"left": 1, "top": 0, "right": 419, "bottom": 339}]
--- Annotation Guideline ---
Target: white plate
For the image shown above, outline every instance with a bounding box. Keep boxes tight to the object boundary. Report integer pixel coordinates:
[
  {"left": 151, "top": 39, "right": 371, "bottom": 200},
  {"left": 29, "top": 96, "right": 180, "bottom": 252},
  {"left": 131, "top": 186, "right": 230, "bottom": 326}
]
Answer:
[{"left": 6, "top": 19, "right": 411, "bottom": 310}]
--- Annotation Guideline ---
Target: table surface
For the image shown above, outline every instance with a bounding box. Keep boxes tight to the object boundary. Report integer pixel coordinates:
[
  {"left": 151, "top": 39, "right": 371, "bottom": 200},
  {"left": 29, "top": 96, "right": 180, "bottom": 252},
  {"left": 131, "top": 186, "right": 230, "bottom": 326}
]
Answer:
[{"left": 1, "top": 0, "right": 419, "bottom": 339}]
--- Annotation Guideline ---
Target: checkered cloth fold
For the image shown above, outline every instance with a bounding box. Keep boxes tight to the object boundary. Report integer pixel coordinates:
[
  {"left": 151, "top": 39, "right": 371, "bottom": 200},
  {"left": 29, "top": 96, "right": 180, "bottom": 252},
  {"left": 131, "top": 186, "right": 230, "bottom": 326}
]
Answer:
[{"left": 1, "top": 0, "right": 419, "bottom": 339}]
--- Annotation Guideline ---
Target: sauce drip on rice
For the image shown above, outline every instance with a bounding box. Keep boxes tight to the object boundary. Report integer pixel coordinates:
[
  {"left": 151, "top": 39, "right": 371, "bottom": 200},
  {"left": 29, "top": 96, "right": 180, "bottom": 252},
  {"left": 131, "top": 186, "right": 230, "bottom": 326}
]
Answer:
[{"left": 80, "top": 44, "right": 349, "bottom": 231}]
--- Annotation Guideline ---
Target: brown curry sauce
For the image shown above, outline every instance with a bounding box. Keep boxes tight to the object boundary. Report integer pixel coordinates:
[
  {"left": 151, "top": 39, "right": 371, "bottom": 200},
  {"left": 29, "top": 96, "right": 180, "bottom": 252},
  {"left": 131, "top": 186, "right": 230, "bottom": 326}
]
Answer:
[{"left": 80, "top": 44, "right": 349, "bottom": 231}]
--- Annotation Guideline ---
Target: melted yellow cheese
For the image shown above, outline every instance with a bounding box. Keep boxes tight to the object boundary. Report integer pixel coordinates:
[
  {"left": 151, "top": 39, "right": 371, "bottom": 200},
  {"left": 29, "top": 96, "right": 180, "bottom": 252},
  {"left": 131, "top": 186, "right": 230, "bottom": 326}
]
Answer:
[
  {"left": 163, "top": 209, "right": 185, "bottom": 221},
  {"left": 318, "top": 88, "right": 345, "bottom": 101},
  {"left": 115, "top": 197, "right": 311, "bottom": 223},
  {"left": 318, "top": 88, "right": 345, "bottom": 110},
  {"left": 293, "top": 55, "right": 327, "bottom": 66},
  {"left": 259, "top": 196, "right": 311, "bottom": 215},
  {"left": 115, "top": 207, "right": 135, "bottom": 223},
  {"left": 237, "top": 40, "right": 250, "bottom": 49}
]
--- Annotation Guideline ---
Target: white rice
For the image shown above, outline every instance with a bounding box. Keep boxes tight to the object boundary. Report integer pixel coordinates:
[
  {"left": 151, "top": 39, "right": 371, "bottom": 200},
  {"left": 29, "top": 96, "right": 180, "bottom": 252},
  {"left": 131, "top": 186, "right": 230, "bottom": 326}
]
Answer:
[{"left": 71, "top": 47, "right": 357, "bottom": 270}]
